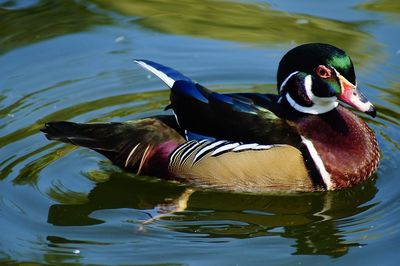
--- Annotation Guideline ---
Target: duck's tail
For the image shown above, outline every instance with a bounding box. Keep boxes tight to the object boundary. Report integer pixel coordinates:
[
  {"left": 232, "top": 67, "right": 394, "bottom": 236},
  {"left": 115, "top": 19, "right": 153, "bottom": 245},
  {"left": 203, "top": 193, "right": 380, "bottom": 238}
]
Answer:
[
  {"left": 41, "top": 116, "right": 185, "bottom": 175},
  {"left": 134, "top": 59, "right": 193, "bottom": 88}
]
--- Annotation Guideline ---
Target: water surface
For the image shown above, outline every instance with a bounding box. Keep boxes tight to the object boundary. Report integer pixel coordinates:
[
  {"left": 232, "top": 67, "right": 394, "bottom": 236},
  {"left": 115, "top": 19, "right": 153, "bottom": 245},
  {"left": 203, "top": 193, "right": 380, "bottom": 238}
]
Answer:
[{"left": 1, "top": 0, "right": 399, "bottom": 265}]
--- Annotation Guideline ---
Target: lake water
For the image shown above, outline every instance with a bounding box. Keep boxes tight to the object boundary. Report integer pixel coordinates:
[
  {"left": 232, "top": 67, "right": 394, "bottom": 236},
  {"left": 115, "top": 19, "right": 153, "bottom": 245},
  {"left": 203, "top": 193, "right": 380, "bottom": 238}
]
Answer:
[{"left": 1, "top": 0, "right": 399, "bottom": 265}]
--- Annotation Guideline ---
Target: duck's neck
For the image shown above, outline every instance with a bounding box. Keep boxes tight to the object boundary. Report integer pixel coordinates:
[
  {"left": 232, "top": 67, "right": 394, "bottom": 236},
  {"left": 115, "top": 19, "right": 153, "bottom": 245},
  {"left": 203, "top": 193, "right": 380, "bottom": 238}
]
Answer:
[{"left": 292, "top": 106, "right": 379, "bottom": 189}]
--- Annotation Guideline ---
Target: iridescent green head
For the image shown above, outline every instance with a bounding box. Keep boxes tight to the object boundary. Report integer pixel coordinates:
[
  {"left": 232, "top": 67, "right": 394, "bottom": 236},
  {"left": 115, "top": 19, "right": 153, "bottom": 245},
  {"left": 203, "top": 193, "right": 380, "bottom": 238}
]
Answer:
[{"left": 277, "top": 43, "right": 376, "bottom": 117}]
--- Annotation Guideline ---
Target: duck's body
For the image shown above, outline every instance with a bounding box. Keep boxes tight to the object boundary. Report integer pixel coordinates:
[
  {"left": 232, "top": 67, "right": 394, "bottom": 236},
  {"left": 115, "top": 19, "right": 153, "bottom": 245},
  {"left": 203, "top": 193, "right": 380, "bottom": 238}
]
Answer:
[{"left": 42, "top": 43, "right": 380, "bottom": 192}]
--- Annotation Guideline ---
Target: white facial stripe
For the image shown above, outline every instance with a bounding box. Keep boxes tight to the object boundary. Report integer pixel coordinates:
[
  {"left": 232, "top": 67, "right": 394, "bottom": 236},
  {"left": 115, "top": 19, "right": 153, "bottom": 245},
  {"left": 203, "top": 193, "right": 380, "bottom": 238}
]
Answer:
[
  {"left": 304, "top": 74, "right": 339, "bottom": 110},
  {"left": 331, "top": 66, "right": 340, "bottom": 77},
  {"left": 304, "top": 75, "right": 338, "bottom": 103},
  {"left": 134, "top": 60, "right": 175, "bottom": 88},
  {"left": 301, "top": 136, "right": 333, "bottom": 190},
  {"left": 286, "top": 75, "right": 338, "bottom": 115},
  {"left": 279, "top": 71, "right": 299, "bottom": 93},
  {"left": 304, "top": 74, "right": 312, "bottom": 93}
]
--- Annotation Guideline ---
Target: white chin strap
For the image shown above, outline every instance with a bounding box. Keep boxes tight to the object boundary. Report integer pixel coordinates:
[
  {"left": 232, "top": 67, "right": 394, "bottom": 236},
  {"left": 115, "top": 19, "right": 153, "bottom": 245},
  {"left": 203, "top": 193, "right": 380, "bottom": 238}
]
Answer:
[{"left": 285, "top": 75, "right": 338, "bottom": 115}]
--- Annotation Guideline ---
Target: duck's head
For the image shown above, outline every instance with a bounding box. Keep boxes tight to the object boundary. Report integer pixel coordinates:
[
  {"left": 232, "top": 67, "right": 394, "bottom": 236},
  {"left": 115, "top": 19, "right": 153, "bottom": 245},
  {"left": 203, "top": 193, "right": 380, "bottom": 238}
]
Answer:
[{"left": 277, "top": 43, "right": 376, "bottom": 117}]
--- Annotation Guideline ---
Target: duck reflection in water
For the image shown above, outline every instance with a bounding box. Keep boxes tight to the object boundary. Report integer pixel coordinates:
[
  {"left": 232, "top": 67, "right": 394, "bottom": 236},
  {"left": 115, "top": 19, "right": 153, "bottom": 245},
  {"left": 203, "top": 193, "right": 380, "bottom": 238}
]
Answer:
[{"left": 47, "top": 168, "right": 378, "bottom": 258}]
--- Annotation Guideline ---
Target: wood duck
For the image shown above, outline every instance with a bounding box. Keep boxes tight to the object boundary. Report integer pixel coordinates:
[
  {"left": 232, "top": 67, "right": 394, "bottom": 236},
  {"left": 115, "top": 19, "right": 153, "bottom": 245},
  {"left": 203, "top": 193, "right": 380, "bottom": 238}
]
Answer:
[{"left": 41, "top": 43, "right": 380, "bottom": 192}]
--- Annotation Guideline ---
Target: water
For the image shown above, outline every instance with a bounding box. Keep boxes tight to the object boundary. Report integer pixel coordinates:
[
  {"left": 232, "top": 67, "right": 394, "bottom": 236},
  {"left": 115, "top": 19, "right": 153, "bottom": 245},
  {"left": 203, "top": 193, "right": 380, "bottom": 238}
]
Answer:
[{"left": 0, "top": 0, "right": 399, "bottom": 265}]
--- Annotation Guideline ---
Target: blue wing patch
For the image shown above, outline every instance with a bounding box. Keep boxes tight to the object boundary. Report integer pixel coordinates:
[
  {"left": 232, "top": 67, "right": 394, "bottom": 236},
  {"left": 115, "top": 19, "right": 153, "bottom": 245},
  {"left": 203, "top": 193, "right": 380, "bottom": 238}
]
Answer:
[{"left": 171, "top": 81, "right": 209, "bottom": 104}]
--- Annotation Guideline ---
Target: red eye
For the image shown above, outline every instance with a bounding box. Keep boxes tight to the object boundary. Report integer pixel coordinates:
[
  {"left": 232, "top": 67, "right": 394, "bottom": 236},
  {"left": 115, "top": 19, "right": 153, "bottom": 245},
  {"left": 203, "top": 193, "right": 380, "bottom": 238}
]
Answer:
[{"left": 315, "top": 65, "right": 332, "bottom": 79}]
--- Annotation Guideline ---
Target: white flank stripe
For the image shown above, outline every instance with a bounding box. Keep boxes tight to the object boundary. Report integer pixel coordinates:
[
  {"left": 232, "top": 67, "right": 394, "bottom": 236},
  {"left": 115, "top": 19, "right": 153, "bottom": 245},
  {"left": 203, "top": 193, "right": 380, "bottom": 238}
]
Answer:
[
  {"left": 231, "top": 143, "right": 274, "bottom": 151},
  {"left": 170, "top": 141, "right": 195, "bottom": 164},
  {"left": 134, "top": 60, "right": 175, "bottom": 88},
  {"left": 193, "top": 140, "right": 226, "bottom": 162},
  {"left": 211, "top": 142, "right": 241, "bottom": 156},
  {"left": 198, "top": 139, "right": 209, "bottom": 144},
  {"left": 180, "top": 141, "right": 204, "bottom": 161},
  {"left": 251, "top": 144, "right": 274, "bottom": 150},
  {"left": 301, "top": 136, "right": 333, "bottom": 190},
  {"left": 232, "top": 143, "right": 259, "bottom": 151}
]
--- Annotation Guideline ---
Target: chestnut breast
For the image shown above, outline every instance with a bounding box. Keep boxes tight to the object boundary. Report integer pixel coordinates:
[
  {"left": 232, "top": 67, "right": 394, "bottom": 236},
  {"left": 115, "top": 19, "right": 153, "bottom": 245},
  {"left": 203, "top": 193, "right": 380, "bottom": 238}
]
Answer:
[{"left": 293, "top": 105, "right": 380, "bottom": 189}]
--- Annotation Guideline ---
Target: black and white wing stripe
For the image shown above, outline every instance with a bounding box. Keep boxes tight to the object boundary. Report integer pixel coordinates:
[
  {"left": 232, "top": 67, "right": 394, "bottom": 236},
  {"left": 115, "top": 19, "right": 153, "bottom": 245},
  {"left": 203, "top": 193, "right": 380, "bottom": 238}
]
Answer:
[
  {"left": 167, "top": 139, "right": 313, "bottom": 191},
  {"left": 169, "top": 140, "right": 276, "bottom": 168}
]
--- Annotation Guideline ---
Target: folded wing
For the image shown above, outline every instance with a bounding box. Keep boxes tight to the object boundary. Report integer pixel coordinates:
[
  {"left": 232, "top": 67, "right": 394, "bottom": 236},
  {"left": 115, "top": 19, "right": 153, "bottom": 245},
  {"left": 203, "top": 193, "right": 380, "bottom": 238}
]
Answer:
[
  {"left": 168, "top": 140, "right": 313, "bottom": 192},
  {"left": 134, "top": 60, "right": 300, "bottom": 145}
]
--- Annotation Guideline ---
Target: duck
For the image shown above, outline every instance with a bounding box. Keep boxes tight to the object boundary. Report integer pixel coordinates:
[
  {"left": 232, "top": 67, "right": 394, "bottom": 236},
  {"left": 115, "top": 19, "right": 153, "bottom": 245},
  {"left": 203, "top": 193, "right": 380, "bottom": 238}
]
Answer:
[{"left": 41, "top": 43, "right": 380, "bottom": 192}]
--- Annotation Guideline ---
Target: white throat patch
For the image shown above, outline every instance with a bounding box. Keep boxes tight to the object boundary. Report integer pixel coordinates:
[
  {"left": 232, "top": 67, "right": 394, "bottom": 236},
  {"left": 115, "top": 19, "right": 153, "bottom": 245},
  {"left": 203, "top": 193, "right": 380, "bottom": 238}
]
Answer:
[{"left": 285, "top": 74, "right": 338, "bottom": 115}]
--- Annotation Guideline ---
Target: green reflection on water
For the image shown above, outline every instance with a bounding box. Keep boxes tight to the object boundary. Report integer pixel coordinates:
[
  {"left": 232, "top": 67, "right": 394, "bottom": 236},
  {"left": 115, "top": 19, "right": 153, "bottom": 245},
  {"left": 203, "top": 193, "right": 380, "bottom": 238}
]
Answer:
[
  {"left": 379, "top": 82, "right": 400, "bottom": 109},
  {"left": 0, "top": 90, "right": 168, "bottom": 183},
  {"left": 92, "top": 0, "right": 378, "bottom": 62},
  {"left": 0, "top": 0, "right": 111, "bottom": 54},
  {"left": 0, "top": 90, "right": 168, "bottom": 150},
  {"left": 358, "top": 0, "right": 400, "bottom": 13},
  {"left": 47, "top": 167, "right": 378, "bottom": 258}
]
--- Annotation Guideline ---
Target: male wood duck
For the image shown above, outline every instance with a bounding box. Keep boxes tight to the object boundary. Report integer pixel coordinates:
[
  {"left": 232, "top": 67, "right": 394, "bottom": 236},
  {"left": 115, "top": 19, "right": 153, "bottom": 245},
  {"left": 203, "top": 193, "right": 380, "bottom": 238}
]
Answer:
[{"left": 41, "top": 43, "right": 380, "bottom": 192}]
